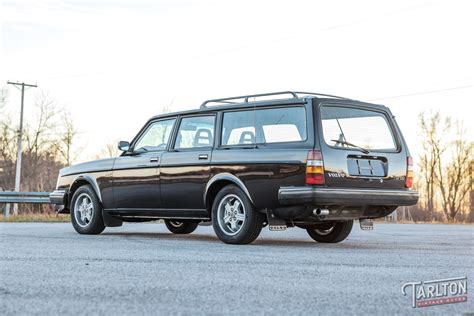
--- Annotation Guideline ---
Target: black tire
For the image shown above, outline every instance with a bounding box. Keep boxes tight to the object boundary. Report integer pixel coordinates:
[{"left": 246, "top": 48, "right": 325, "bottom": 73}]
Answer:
[
  {"left": 165, "top": 220, "right": 198, "bottom": 234},
  {"left": 306, "top": 220, "right": 353, "bottom": 243},
  {"left": 212, "top": 185, "right": 264, "bottom": 244},
  {"left": 70, "top": 185, "right": 105, "bottom": 234}
]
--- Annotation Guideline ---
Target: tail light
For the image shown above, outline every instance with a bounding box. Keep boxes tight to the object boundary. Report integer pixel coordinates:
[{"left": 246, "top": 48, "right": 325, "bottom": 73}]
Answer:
[
  {"left": 306, "top": 150, "right": 325, "bottom": 185},
  {"left": 405, "top": 156, "right": 414, "bottom": 188}
]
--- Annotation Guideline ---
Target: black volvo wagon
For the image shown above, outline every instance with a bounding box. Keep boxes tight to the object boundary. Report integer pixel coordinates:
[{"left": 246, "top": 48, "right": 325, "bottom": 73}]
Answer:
[{"left": 51, "top": 91, "right": 418, "bottom": 244}]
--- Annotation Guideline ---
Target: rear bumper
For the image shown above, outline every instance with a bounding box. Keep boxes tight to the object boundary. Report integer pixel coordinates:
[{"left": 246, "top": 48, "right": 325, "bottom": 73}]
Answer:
[{"left": 278, "top": 186, "right": 419, "bottom": 206}]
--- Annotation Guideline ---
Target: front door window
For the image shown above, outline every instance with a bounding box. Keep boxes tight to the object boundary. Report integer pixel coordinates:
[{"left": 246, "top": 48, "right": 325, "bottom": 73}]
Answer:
[{"left": 133, "top": 119, "right": 176, "bottom": 153}]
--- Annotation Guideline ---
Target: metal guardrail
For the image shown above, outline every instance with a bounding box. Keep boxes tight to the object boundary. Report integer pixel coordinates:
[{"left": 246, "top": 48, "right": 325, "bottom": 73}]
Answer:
[{"left": 0, "top": 192, "right": 51, "bottom": 204}]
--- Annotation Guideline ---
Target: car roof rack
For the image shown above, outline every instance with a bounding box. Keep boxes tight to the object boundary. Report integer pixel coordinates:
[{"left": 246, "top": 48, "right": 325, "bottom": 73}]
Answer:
[{"left": 200, "top": 91, "right": 354, "bottom": 108}]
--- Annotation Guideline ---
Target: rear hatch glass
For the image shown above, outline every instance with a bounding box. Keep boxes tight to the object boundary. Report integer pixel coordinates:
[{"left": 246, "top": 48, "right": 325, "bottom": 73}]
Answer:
[
  {"left": 319, "top": 104, "right": 406, "bottom": 189},
  {"left": 321, "top": 106, "right": 396, "bottom": 151}
]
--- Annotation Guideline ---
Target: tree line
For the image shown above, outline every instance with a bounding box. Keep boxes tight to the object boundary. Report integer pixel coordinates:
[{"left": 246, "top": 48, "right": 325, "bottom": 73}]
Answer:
[
  {"left": 414, "top": 111, "right": 473, "bottom": 222},
  {"left": 0, "top": 88, "right": 77, "bottom": 213},
  {"left": 0, "top": 87, "right": 472, "bottom": 221}
]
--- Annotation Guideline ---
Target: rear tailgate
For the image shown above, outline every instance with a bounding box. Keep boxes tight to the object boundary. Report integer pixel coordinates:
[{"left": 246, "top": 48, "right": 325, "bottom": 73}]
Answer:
[{"left": 317, "top": 102, "right": 408, "bottom": 189}]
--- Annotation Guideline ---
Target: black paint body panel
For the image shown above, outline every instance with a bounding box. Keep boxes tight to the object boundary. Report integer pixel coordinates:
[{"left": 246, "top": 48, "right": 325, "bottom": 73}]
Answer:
[
  {"left": 160, "top": 150, "right": 213, "bottom": 209},
  {"left": 112, "top": 153, "right": 161, "bottom": 209},
  {"left": 210, "top": 148, "right": 309, "bottom": 209}
]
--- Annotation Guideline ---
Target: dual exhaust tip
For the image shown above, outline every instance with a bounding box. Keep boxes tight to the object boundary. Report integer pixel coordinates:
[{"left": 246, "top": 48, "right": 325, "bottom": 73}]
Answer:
[{"left": 313, "top": 208, "right": 329, "bottom": 216}]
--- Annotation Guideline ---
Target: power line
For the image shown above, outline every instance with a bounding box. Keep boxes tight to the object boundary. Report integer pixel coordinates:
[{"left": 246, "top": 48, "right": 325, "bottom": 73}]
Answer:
[
  {"left": 368, "top": 85, "right": 473, "bottom": 102},
  {"left": 6, "top": 81, "right": 38, "bottom": 217}
]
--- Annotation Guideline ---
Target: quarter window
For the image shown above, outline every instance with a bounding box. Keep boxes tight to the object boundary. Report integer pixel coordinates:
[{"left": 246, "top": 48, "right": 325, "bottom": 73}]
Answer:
[
  {"left": 134, "top": 119, "right": 175, "bottom": 153},
  {"left": 175, "top": 116, "right": 215, "bottom": 149},
  {"left": 221, "top": 107, "right": 307, "bottom": 146},
  {"left": 222, "top": 110, "right": 255, "bottom": 145}
]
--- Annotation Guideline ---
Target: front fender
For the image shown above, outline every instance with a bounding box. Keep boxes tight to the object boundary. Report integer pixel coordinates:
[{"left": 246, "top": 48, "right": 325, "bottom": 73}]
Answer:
[
  {"left": 67, "top": 174, "right": 121, "bottom": 227},
  {"left": 69, "top": 174, "right": 103, "bottom": 204}
]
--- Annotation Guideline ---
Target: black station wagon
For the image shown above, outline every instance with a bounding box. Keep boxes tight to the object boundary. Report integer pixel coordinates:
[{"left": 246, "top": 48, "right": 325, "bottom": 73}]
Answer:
[{"left": 51, "top": 91, "right": 419, "bottom": 244}]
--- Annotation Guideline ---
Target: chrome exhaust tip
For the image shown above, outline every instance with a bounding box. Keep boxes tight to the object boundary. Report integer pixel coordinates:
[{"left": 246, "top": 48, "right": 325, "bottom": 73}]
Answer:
[{"left": 313, "top": 208, "right": 329, "bottom": 216}]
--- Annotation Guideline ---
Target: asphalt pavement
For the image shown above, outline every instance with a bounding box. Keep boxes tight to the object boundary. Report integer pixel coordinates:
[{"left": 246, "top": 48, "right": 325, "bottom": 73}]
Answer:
[{"left": 0, "top": 222, "right": 472, "bottom": 315}]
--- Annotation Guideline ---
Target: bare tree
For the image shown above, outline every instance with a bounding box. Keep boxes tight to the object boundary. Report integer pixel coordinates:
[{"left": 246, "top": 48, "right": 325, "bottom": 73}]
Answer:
[
  {"left": 24, "top": 91, "right": 58, "bottom": 157},
  {"left": 94, "top": 140, "right": 120, "bottom": 159},
  {"left": 0, "top": 115, "right": 17, "bottom": 190},
  {"left": 105, "top": 142, "right": 120, "bottom": 158},
  {"left": 469, "top": 160, "right": 474, "bottom": 222},
  {"left": 0, "top": 89, "right": 84, "bottom": 214},
  {"left": 161, "top": 98, "right": 174, "bottom": 114},
  {"left": 0, "top": 86, "right": 8, "bottom": 111},
  {"left": 56, "top": 112, "right": 78, "bottom": 166},
  {"left": 435, "top": 123, "right": 473, "bottom": 221},
  {"left": 418, "top": 111, "right": 451, "bottom": 217},
  {"left": 21, "top": 92, "right": 59, "bottom": 193}
]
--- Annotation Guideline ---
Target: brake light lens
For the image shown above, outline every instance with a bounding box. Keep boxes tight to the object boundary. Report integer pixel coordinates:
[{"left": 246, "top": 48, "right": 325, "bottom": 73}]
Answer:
[
  {"left": 405, "top": 156, "right": 414, "bottom": 188},
  {"left": 306, "top": 150, "right": 325, "bottom": 185}
]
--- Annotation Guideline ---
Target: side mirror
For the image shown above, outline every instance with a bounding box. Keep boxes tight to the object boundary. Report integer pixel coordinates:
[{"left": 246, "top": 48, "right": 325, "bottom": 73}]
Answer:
[{"left": 118, "top": 141, "right": 130, "bottom": 152}]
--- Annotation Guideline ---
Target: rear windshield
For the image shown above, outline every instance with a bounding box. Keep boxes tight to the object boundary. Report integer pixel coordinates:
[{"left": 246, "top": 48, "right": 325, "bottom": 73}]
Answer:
[{"left": 320, "top": 105, "right": 397, "bottom": 151}]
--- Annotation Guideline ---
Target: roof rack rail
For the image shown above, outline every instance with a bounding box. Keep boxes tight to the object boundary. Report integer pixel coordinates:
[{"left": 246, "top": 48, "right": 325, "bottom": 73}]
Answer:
[
  {"left": 200, "top": 91, "right": 352, "bottom": 108},
  {"left": 292, "top": 91, "right": 355, "bottom": 101}
]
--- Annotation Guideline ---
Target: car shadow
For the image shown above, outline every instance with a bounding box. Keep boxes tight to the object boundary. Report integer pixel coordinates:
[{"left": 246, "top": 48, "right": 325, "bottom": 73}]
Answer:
[
  {"left": 253, "top": 239, "right": 374, "bottom": 249},
  {"left": 102, "top": 231, "right": 375, "bottom": 249},
  {"left": 103, "top": 232, "right": 218, "bottom": 242}
]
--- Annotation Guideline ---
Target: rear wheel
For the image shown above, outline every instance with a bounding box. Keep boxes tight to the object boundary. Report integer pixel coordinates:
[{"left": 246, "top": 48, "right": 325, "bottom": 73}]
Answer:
[
  {"left": 306, "top": 220, "right": 353, "bottom": 243},
  {"left": 212, "top": 185, "right": 264, "bottom": 244},
  {"left": 164, "top": 220, "right": 198, "bottom": 234},
  {"left": 70, "top": 185, "right": 105, "bottom": 234}
]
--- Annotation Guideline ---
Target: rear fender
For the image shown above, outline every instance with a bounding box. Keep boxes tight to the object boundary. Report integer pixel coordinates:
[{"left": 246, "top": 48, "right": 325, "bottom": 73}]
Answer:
[{"left": 204, "top": 173, "right": 254, "bottom": 208}]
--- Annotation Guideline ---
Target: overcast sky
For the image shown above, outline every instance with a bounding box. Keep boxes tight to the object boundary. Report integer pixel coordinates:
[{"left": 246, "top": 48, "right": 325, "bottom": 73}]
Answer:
[{"left": 1, "top": 0, "right": 473, "bottom": 162}]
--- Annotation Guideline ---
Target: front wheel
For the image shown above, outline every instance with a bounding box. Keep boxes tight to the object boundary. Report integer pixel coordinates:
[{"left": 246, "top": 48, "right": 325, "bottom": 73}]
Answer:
[
  {"left": 306, "top": 220, "right": 353, "bottom": 243},
  {"left": 70, "top": 185, "right": 105, "bottom": 234},
  {"left": 212, "top": 185, "right": 264, "bottom": 244},
  {"left": 164, "top": 220, "right": 198, "bottom": 234}
]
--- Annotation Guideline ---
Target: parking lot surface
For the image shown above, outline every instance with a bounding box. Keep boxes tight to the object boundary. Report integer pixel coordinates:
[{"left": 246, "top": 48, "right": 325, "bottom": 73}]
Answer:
[{"left": 0, "top": 222, "right": 472, "bottom": 315}]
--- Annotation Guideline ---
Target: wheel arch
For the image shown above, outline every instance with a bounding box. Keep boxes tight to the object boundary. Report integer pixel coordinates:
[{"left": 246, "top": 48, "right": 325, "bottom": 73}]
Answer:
[
  {"left": 68, "top": 174, "right": 103, "bottom": 208},
  {"left": 204, "top": 173, "right": 254, "bottom": 211}
]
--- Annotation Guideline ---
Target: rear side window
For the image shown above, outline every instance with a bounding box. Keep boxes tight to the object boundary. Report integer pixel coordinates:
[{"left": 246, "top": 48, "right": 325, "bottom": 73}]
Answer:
[
  {"left": 221, "top": 106, "right": 307, "bottom": 146},
  {"left": 320, "top": 106, "right": 396, "bottom": 151},
  {"left": 174, "top": 115, "right": 215, "bottom": 149}
]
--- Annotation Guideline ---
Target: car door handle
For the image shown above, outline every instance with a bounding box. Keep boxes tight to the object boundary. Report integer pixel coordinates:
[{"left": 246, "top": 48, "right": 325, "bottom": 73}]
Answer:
[
  {"left": 150, "top": 157, "right": 159, "bottom": 163},
  {"left": 198, "top": 154, "right": 209, "bottom": 160}
]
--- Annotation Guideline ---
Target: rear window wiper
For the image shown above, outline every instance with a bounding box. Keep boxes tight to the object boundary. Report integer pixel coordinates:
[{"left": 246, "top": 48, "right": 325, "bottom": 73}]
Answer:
[{"left": 330, "top": 139, "right": 370, "bottom": 154}]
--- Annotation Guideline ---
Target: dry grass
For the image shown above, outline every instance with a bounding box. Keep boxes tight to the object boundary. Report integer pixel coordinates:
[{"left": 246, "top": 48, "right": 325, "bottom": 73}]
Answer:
[
  {"left": 0, "top": 213, "right": 70, "bottom": 222},
  {"left": 375, "top": 218, "right": 473, "bottom": 225}
]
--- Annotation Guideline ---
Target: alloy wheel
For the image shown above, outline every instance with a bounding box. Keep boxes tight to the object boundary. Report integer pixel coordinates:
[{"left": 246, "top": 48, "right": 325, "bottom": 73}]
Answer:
[
  {"left": 74, "top": 193, "right": 94, "bottom": 228},
  {"left": 217, "top": 194, "right": 246, "bottom": 236}
]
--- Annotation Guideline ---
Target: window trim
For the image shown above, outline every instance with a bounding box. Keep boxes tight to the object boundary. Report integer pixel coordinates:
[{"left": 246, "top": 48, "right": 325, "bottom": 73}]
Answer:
[
  {"left": 318, "top": 103, "right": 401, "bottom": 154},
  {"left": 131, "top": 117, "right": 177, "bottom": 154},
  {"left": 218, "top": 105, "right": 308, "bottom": 148},
  {"left": 171, "top": 113, "right": 217, "bottom": 152}
]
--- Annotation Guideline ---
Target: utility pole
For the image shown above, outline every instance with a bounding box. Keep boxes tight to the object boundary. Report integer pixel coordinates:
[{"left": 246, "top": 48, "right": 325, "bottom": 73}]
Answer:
[{"left": 6, "top": 81, "right": 38, "bottom": 216}]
